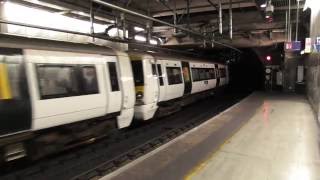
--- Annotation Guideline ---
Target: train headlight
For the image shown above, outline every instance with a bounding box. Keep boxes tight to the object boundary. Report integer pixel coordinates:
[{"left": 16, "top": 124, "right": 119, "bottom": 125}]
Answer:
[{"left": 136, "top": 91, "right": 143, "bottom": 99}]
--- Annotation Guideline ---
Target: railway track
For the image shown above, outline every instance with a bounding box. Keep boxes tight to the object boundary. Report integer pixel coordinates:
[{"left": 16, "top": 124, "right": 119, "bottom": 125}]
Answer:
[{"left": 0, "top": 92, "right": 249, "bottom": 180}]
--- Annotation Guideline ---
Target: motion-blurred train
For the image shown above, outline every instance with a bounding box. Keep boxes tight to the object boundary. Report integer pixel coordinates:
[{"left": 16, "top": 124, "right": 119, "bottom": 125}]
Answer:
[{"left": 0, "top": 34, "right": 228, "bottom": 163}]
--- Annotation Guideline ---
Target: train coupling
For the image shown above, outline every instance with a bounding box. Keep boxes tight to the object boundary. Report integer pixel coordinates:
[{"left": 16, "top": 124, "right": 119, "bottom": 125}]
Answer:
[{"left": 4, "top": 143, "right": 26, "bottom": 162}]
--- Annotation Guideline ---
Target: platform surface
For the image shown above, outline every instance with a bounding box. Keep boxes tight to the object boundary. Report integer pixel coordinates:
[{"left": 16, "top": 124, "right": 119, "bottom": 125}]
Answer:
[
  {"left": 103, "top": 92, "right": 320, "bottom": 180},
  {"left": 190, "top": 93, "right": 320, "bottom": 180}
]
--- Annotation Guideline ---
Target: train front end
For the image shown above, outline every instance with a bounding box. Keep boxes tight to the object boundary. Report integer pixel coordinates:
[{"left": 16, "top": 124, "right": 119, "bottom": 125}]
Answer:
[{"left": 0, "top": 48, "right": 32, "bottom": 163}]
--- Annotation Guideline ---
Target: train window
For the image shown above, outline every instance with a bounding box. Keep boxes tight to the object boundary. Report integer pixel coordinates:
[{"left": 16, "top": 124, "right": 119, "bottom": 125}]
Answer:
[
  {"left": 157, "top": 64, "right": 164, "bottom": 86},
  {"left": 37, "top": 65, "right": 79, "bottom": 99},
  {"left": 6, "top": 63, "right": 22, "bottom": 99},
  {"left": 191, "top": 68, "right": 200, "bottom": 81},
  {"left": 209, "top": 69, "right": 216, "bottom": 79},
  {"left": 205, "top": 69, "right": 211, "bottom": 80},
  {"left": 199, "top": 69, "right": 206, "bottom": 80},
  {"left": 80, "top": 66, "right": 99, "bottom": 94},
  {"left": 152, "top": 64, "right": 157, "bottom": 76},
  {"left": 108, "top": 62, "right": 120, "bottom": 92},
  {"left": 131, "top": 61, "right": 144, "bottom": 86},
  {"left": 215, "top": 68, "right": 220, "bottom": 78},
  {"left": 183, "top": 67, "right": 191, "bottom": 83},
  {"left": 166, "top": 67, "right": 182, "bottom": 85}
]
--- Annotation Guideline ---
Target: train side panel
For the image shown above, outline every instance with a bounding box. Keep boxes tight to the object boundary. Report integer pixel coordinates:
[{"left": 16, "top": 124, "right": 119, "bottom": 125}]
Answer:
[
  {"left": 103, "top": 56, "right": 122, "bottom": 115},
  {"left": 190, "top": 62, "right": 217, "bottom": 94},
  {"left": 161, "top": 59, "right": 184, "bottom": 101},
  {"left": 24, "top": 49, "right": 110, "bottom": 130}
]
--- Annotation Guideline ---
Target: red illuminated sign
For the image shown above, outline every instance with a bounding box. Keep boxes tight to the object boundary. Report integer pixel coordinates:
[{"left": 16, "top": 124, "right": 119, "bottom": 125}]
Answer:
[{"left": 266, "top": 55, "right": 272, "bottom": 61}]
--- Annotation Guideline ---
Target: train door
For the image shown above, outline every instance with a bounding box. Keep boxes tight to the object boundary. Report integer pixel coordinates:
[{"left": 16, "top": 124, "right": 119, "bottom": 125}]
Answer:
[
  {"left": 156, "top": 61, "right": 166, "bottom": 102},
  {"left": 0, "top": 48, "right": 31, "bottom": 136},
  {"left": 182, "top": 61, "right": 192, "bottom": 95},
  {"left": 150, "top": 59, "right": 160, "bottom": 104},
  {"left": 105, "top": 60, "right": 122, "bottom": 114},
  {"left": 215, "top": 64, "right": 220, "bottom": 87}
]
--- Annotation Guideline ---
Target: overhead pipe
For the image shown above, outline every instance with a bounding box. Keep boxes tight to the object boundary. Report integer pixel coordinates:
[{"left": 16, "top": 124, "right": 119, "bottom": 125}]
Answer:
[
  {"left": 173, "top": 1, "right": 177, "bottom": 33},
  {"left": 229, "top": 0, "right": 232, "bottom": 40},
  {"left": 295, "top": 0, "right": 300, "bottom": 41},
  {"left": 0, "top": 19, "right": 202, "bottom": 56},
  {"left": 91, "top": 0, "right": 241, "bottom": 52},
  {"left": 120, "top": 13, "right": 126, "bottom": 39},
  {"left": 207, "top": 0, "right": 222, "bottom": 35},
  {"left": 158, "top": 0, "right": 178, "bottom": 34},
  {"left": 285, "top": 10, "right": 288, "bottom": 41},
  {"left": 203, "top": 27, "right": 207, "bottom": 48},
  {"left": 90, "top": 0, "right": 95, "bottom": 42},
  {"left": 218, "top": 0, "right": 223, "bottom": 35},
  {"left": 288, "top": 0, "right": 291, "bottom": 41},
  {"left": 146, "top": 22, "right": 151, "bottom": 43},
  {"left": 186, "top": 0, "right": 190, "bottom": 29}
]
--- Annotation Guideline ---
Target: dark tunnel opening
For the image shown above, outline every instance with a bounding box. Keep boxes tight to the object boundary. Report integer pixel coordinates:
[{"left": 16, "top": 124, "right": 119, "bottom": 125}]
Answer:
[{"left": 228, "top": 48, "right": 265, "bottom": 93}]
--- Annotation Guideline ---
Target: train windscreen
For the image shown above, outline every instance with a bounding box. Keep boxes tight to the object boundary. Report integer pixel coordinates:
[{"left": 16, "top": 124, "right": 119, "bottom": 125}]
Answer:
[{"left": 131, "top": 61, "right": 144, "bottom": 86}]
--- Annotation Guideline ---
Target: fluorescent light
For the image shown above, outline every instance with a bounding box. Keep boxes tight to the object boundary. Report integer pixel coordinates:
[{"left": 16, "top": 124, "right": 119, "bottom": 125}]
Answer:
[
  {"left": 134, "top": 35, "right": 146, "bottom": 42},
  {"left": 260, "top": 3, "right": 267, "bottom": 8},
  {"left": 150, "top": 39, "right": 158, "bottom": 45},
  {"left": 134, "top": 36, "right": 158, "bottom": 44},
  {"left": 134, "top": 26, "right": 145, "bottom": 32},
  {"left": 3, "top": 2, "right": 108, "bottom": 34}
]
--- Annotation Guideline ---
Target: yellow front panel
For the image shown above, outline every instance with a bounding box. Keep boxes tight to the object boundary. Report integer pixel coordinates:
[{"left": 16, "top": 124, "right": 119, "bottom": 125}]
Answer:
[
  {"left": 129, "top": 54, "right": 143, "bottom": 61},
  {"left": 135, "top": 85, "right": 144, "bottom": 93},
  {"left": 0, "top": 63, "right": 12, "bottom": 100}
]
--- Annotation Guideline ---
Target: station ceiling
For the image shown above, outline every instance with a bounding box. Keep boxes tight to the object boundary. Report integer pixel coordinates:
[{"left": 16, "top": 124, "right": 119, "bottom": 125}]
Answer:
[{"left": 13, "top": 0, "right": 306, "bottom": 49}]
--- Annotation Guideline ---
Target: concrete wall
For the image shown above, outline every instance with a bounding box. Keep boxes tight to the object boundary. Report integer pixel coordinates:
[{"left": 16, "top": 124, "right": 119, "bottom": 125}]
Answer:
[{"left": 306, "top": 5, "right": 320, "bottom": 120}]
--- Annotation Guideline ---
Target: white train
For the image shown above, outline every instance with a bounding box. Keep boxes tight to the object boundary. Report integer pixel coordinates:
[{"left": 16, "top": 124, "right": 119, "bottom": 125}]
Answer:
[{"left": 0, "top": 34, "right": 228, "bottom": 163}]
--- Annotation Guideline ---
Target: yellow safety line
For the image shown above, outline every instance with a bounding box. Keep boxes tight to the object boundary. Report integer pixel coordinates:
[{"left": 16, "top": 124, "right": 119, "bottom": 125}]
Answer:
[
  {"left": 0, "top": 63, "right": 12, "bottom": 100},
  {"left": 184, "top": 113, "right": 253, "bottom": 180}
]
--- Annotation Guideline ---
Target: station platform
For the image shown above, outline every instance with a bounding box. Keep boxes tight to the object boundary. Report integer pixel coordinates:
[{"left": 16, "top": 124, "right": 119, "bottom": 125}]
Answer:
[{"left": 102, "top": 92, "right": 320, "bottom": 180}]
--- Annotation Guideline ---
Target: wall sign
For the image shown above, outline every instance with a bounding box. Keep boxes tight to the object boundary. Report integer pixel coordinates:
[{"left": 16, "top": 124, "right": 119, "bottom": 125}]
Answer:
[
  {"left": 286, "top": 41, "right": 302, "bottom": 51},
  {"left": 292, "top": 41, "right": 301, "bottom": 51},
  {"left": 316, "top": 37, "right": 320, "bottom": 52},
  {"left": 285, "top": 42, "right": 292, "bottom": 50},
  {"left": 305, "top": 38, "right": 312, "bottom": 53}
]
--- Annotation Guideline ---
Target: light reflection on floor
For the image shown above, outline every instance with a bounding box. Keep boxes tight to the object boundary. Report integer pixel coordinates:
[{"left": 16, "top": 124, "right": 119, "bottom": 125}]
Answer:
[{"left": 191, "top": 93, "right": 320, "bottom": 180}]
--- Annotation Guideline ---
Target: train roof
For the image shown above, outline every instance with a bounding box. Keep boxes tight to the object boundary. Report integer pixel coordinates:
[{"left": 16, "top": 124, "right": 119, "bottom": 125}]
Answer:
[{"left": 0, "top": 33, "right": 116, "bottom": 56}]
